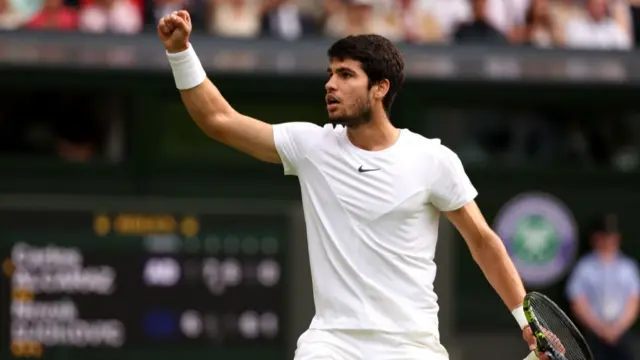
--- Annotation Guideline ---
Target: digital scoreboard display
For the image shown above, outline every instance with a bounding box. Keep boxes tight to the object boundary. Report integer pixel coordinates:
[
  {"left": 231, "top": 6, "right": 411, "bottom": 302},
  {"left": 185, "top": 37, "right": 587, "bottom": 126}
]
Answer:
[{"left": 0, "top": 204, "right": 288, "bottom": 360}]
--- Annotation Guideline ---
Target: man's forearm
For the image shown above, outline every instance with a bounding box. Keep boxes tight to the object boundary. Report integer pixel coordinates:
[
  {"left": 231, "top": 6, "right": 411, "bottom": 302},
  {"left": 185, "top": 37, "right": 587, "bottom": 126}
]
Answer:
[
  {"left": 167, "top": 46, "right": 236, "bottom": 136},
  {"left": 470, "top": 230, "right": 527, "bottom": 311},
  {"left": 179, "top": 79, "right": 236, "bottom": 136},
  {"left": 615, "top": 296, "right": 639, "bottom": 333},
  {"left": 571, "top": 298, "right": 606, "bottom": 333}
]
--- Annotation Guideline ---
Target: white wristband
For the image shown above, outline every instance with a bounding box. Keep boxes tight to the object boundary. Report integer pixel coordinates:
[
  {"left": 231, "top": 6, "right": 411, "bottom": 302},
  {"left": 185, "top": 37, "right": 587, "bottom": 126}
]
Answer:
[
  {"left": 166, "top": 44, "right": 207, "bottom": 90},
  {"left": 511, "top": 304, "right": 528, "bottom": 329}
]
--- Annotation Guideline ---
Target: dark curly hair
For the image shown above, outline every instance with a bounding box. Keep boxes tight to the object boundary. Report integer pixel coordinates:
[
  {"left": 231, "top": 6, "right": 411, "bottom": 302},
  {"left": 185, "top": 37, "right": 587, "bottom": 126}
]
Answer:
[{"left": 327, "top": 34, "right": 405, "bottom": 114}]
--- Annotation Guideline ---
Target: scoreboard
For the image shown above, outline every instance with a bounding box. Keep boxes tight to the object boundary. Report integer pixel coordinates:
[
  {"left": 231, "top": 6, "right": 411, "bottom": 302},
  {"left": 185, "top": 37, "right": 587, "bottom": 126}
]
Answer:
[{"left": 0, "top": 198, "right": 289, "bottom": 360}]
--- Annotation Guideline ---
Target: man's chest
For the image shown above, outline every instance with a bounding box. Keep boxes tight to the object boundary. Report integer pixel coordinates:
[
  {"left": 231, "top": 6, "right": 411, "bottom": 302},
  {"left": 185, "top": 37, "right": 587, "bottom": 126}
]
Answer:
[
  {"left": 584, "top": 263, "right": 633, "bottom": 295},
  {"left": 303, "top": 150, "right": 431, "bottom": 223}
]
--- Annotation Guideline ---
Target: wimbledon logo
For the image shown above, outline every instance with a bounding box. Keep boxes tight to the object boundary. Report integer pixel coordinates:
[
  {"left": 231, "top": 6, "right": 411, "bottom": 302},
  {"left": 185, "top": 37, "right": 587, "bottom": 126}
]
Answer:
[{"left": 494, "top": 192, "right": 578, "bottom": 288}]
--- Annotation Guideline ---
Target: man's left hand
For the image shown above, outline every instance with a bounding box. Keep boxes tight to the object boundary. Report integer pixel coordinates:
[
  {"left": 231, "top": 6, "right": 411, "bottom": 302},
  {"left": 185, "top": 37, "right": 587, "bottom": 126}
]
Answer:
[
  {"left": 601, "top": 324, "right": 624, "bottom": 345},
  {"left": 523, "top": 325, "right": 554, "bottom": 360}
]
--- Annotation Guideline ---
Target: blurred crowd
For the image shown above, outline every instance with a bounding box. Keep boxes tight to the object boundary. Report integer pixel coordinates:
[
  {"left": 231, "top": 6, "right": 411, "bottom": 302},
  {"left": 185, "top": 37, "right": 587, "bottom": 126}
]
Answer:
[{"left": 0, "top": 0, "right": 638, "bottom": 50}]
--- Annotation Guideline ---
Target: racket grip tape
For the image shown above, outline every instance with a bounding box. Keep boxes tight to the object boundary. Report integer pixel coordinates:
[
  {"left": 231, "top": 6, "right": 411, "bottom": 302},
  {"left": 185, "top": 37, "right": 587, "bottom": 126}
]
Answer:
[{"left": 523, "top": 351, "right": 538, "bottom": 360}]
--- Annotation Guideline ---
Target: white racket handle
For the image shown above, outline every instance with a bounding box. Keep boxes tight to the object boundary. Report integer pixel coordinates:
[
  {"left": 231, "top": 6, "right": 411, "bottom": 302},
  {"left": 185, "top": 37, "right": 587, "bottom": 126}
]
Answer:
[{"left": 523, "top": 351, "right": 538, "bottom": 360}]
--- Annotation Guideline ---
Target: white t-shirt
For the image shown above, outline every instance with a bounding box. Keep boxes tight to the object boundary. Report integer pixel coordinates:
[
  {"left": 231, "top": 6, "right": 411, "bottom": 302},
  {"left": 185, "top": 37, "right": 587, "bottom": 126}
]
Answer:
[
  {"left": 273, "top": 123, "right": 477, "bottom": 337},
  {"left": 564, "top": 18, "right": 632, "bottom": 50}
]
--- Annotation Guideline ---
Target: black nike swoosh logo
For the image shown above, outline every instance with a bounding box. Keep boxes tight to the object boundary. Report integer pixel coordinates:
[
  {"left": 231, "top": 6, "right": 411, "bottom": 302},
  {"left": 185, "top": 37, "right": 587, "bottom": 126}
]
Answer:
[{"left": 358, "top": 165, "right": 381, "bottom": 173}]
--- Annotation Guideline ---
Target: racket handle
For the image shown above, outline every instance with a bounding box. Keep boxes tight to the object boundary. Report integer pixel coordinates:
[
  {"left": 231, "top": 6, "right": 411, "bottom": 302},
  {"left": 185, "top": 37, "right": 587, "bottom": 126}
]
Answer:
[{"left": 523, "top": 351, "right": 538, "bottom": 360}]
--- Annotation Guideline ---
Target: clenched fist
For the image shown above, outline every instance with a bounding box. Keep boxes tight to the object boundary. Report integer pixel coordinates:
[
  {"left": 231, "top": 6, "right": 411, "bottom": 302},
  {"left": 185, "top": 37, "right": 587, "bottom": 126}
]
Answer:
[{"left": 157, "top": 10, "right": 192, "bottom": 53}]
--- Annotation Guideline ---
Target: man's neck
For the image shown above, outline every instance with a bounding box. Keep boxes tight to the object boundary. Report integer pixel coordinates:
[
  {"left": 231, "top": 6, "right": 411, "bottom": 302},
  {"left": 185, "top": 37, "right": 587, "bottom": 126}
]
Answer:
[
  {"left": 346, "top": 115, "right": 400, "bottom": 152},
  {"left": 595, "top": 249, "right": 619, "bottom": 263}
]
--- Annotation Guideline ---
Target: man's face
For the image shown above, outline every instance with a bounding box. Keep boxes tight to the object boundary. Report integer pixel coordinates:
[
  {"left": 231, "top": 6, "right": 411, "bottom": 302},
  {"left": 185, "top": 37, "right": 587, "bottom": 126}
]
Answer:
[
  {"left": 588, "top": 0, "right": 607, "bottom": 20},
  {"left": 592, "top": 231, "right": 620, "bottom": 253},
  {"left": 325, "top": 58, "right": 373, "bottom": 127}
]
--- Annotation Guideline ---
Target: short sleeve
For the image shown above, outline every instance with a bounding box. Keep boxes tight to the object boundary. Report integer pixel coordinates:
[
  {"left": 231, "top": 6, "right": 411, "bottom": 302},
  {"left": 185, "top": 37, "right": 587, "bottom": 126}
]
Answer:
[
  {"left": 429, "top": 145, "right": 478, "bottom": 211},
  {"left": 273, "top": 122, "right": 322, "bottom": 176},
  {"left": 565, "top": 261, "right": 588, "bottom": 300}
]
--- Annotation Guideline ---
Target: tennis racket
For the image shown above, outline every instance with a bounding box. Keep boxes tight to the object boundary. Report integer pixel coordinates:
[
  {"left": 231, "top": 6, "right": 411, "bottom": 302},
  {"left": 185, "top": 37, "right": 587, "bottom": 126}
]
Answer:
[{"left": 522, "top": 292, "right": 593, "bottom": 360}]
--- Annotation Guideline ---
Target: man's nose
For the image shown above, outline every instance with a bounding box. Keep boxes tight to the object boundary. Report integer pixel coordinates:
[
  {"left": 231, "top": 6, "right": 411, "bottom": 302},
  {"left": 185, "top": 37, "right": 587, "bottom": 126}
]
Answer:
[{"left": 325, "top": 76, "right": 337, "bottom": 92}]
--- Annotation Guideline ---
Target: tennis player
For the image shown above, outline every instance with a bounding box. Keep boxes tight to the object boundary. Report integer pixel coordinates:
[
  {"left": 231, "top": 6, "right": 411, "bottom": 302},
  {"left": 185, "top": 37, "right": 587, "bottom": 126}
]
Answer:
[{"left": 158, "top": 10, "right": 546, "bottom": 360}]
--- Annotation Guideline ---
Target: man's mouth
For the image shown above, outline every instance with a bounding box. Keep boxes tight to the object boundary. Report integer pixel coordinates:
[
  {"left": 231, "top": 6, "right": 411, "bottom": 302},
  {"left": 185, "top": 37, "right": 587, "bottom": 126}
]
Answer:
[{"left": 326, "top": 95, "right": 340, "bottom": 110}]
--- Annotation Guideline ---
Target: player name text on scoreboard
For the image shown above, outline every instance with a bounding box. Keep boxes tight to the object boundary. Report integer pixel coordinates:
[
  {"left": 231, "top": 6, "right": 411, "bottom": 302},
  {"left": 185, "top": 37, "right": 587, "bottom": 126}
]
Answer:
[{"left": 8, "top": 243, "right": 124, "bottom": 356}]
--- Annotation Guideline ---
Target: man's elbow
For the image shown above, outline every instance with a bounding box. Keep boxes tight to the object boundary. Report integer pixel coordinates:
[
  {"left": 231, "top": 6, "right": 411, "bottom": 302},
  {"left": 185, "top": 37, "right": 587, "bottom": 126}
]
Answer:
[
  {"left": 204, "top": 111, "right": 237, "bottom": 139},
  {"left": 468, "top": 229, "right": 505, "bottom": 261},
  {"left": 469, "top": 226, "right": 502, "bottom": 251}
]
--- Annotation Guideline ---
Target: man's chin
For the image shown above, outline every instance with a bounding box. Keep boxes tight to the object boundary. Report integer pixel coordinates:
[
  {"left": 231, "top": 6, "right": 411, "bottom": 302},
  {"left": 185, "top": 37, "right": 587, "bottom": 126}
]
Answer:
[{"left": 328, "top": 115, "right": 348, "bottom": 126}]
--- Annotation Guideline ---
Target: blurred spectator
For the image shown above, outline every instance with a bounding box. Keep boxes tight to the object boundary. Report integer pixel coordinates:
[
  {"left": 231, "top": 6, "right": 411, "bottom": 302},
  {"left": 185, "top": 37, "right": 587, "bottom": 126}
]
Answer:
[
  {"left": 548, "top": 0, "right": 584, "bottom": 30},
  {"left": 209, "top": 0, "right": 262, "bottom": 38},
  {"left": 453, "top": 0, "right": 509, "bottom": 44},
  {"left": 145, "top": 0, "right": 205, "bottom": 32},
  {"left": 421, "top": 0, "right": 472, "bottom": 42},
  {"left": 260, "top": 0, "right": 317, "bottom": 40},
  {"left": 564, "top": 0, "right": 632, "bottom": 50},
  {"left": 512, "top": 0, "right": 562, "bottom": 47},
  {"left": 566, "top": 214, "right": 639, "bottom": 360},
  {"left": 609, "top": 0, "right": 634, "bottom": 40},
  {"left": 79, "top": 0, "right": 142, "bottom": 34},
  {"left": 323, "top": 0, "right": 374, "bottom": 38},
  {"left": 24, "top": 0, "right": 77, "bottom": 31},
  {"left": 486, "top": 0, "right": 531, "bottom": 39},
  {"left": 377, "top": 0, "right": 444, "bottom": 43},
  {"left": 10, "top": 0, "right": 43, "bottom": 21},
  {"left": 0, "top": 0, "right": 27, "bottom": 29}
]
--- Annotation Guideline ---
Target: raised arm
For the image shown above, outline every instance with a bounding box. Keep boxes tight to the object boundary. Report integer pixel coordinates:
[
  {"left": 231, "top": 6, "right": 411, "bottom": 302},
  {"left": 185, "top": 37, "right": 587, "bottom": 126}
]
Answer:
[{"left": 158, "top": 10, "right": 280, "bottom": 164}]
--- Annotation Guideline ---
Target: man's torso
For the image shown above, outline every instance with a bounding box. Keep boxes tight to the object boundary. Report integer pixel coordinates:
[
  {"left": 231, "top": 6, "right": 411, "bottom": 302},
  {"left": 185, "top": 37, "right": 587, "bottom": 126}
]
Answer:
[{"left": 273, "top": 123, "right": 477, "bottom": 337}]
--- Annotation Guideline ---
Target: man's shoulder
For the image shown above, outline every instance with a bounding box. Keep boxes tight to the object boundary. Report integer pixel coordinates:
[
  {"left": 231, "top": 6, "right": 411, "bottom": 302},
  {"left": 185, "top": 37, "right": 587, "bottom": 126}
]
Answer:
[
  {"left": 275, "top": 122, "right": 332, "bottom": 142},
  {"left": 567, "top": 253, "right": 598, "bottom": 279},
  {"left": 618, "top": 254, "right": 640, "bottom": 271},
  {"left": 402, "top": 130, "right": 442, "bottom": 148},
  {"left": 401, "top": 130, "right": 458, "bottom": 159}
]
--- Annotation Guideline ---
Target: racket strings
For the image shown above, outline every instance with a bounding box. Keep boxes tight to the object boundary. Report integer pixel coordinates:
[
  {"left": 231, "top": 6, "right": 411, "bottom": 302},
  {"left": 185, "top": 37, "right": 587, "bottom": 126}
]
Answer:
[{"left": 530, "top": 295, "right": 590, "bottom": 360}]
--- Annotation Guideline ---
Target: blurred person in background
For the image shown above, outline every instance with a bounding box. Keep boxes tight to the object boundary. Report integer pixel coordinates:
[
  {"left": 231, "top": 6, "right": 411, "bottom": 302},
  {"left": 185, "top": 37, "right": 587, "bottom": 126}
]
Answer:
[
  {"left": 324, "top": 0, "right": 404, "bottom": 41},
  {"left": 421, "top": 0, "right": 472, "bottom": 42},
  {"left": 7, "top": 0, "right": 42, "bottom": 24},
  {"left": 377, "top": 0, "right": 443, "bottom": 43},
  {"left": 485, "top": 0, "right": 530, "bottom": 41},
  {"left": 453, "top": 0, "right": 509, "bottom": 44},
  {"left": 260, "top": 0, "right": 317, "bottom": 40},
  {"left": 0, "top": 0, "right": 27, "bottom": 29},
  {"left": 511, "top": 0, "right": 562, "bottom": 47},
  {"left": 79, "top": 0, "right": 142, "bottom": 34},
  {"left": 24, "top": 0, "right": 77, "bottom": 30},
  {"left": 566, "top": 213, "right": 639, "bottom": 360},
  {"left": 146, "top": 0, "right": 205, "bottom": 31},
  {"left": 208, "top": 0, "right": 262, "bottom": 38},
  {"left": 323, "top": 0, "right": 374, "bottom": 38},
  {"left": 563, "top": 0, "right": 632, "bottom": 50}
]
